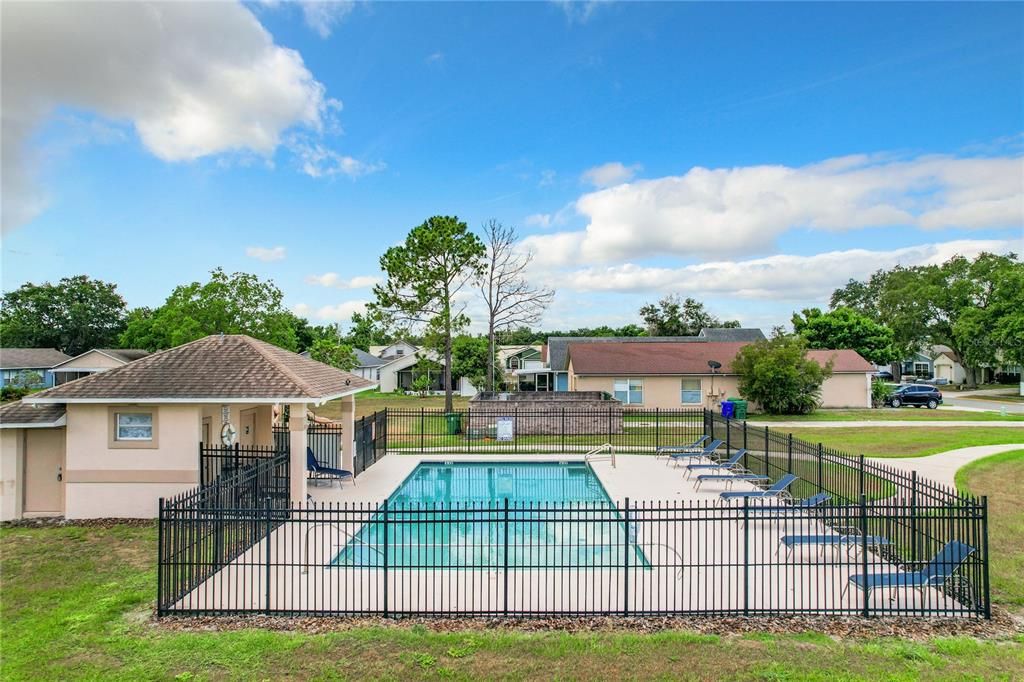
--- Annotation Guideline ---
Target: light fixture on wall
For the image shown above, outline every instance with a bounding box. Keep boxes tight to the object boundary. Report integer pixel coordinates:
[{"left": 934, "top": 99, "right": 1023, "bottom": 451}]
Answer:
[{"left": 707, "top": 360, "right": 722, "bottom": 404}]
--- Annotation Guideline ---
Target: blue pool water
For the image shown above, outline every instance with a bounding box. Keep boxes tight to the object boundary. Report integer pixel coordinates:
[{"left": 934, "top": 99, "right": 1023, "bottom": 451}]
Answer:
[{"left": 332, "top": 461, "right": 650, "bottom": 568}]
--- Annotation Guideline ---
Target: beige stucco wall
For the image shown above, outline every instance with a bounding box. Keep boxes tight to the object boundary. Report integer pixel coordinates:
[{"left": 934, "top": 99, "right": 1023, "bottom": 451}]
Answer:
[
  {"left": 63, "top": 403, "right": 202, "bottom": 518},
  {"left": 0, "top": 429, "right": 25, "bottom": 521},
  {"left": 933, "top": 356, "right": 967, "bottom": 384},
  {"left": 54, "top": 350, "right": 125, "bottom": 371},
  {"left": 570, "top": 372, "right": 870, "bottom": 410}
]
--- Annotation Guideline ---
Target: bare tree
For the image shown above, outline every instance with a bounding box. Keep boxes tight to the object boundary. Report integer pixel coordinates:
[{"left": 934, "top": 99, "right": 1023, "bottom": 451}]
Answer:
[{"left": 479, "top": 220, "right": 555, "bottom": 391}]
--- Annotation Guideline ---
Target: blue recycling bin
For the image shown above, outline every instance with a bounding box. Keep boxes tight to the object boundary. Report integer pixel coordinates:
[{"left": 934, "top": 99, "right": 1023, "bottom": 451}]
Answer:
[{"left": 721, "top": 400, "right": 735, "bottom": 419}]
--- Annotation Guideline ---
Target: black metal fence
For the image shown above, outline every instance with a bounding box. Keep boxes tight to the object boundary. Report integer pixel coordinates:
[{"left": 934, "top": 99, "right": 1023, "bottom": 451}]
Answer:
[
  {"left": 160, "top": 407, "right": 990, "bottom": 619},
  {"left": 354, "top": 410, "right": 387, "bottom": 476},
  {"left": 274, "top": 423, "right": 346, "bottom": 470},
  {"left": 386, "top": 407, "right": 704, "bottom": 453},
  {"left": 200, "top": 443, "right": 285, "bottom": 487}
]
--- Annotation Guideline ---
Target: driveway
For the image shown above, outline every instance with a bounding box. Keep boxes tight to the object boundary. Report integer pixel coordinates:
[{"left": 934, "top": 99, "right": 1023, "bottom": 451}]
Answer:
[{"left": 868, "top": 443, "right": 1024, "bottom": 489}]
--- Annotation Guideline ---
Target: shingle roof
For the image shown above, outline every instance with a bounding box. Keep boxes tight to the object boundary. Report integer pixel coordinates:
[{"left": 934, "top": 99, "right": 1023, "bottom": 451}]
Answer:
[
  {"left": 567, "top": 342, "right": 874, "bottom": 375},
  {"left": 0, "top": 401, "right": 66, "bottom": 427},
  {"left": 27, "top": 334, "right": 377, "bottom": 403},
  {"left": 547, "top": 336, "right": 705, "bottom": 371},
  {"left": 698, "top": 328, "right": 767, "bottom": 342},
  {"left": 0, "top": 348, "right": 72, "bottom": 370},
  {"left": 354, "top": 348, "right": 388, "bottom": 367},
  {"left": 97, "top": 348, "right": 150, "bottom": 363}
]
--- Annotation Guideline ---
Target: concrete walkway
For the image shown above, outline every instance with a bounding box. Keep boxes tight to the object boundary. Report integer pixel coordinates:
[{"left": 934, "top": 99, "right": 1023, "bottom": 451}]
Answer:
[
  {"left": 868, "top": 443, "right": 1024, "bottom": 489},
  {"left": 746, "top": 420, "right": 1024, "bottom": 428}
]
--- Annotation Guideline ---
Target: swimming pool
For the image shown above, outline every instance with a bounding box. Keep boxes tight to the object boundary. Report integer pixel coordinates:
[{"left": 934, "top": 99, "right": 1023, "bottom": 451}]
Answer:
[{"left": 332, "top": 461, "right": 651, "bottom": 569}]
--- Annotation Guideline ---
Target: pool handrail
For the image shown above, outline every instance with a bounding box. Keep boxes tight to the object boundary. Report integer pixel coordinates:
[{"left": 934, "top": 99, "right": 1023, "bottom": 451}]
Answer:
[{"left": 584, "top": 443, "right": 616, "bottom": 468}]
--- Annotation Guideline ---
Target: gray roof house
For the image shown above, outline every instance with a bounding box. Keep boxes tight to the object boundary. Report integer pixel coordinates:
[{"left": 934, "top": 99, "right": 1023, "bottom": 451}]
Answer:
[{"left": 0, "top": 348, "right": 72, "bottom": 388}]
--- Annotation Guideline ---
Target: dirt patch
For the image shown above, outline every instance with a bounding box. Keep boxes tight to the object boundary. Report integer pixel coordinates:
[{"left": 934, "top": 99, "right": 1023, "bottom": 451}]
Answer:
[
  {"left": 153, "top": 607, "right": 1021, "bottom": 641},
  {"left": 1, "top": 518, "right": 155, "bottom": 529}
]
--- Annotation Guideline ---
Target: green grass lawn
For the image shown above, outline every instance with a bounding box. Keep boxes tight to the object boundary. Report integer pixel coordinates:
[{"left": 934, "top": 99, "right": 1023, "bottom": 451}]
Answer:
[
  {"left": 957, "top": 450, "right": 1024, "bottom": 610},
  {"left": 749, "top": 409, "right": 1024, "bottom": 422},
  {"left": 783, "top": 426, "right": 1024, "bottom": 458},
  {"left": 958, "top": 393, "right": 1024, "bottom": 404},
  {"left": 2, "top": 524, "right": 1022, "bottom": 681},
  {"left": 316, "top": 390, "right": 471, "bottom": 420}
]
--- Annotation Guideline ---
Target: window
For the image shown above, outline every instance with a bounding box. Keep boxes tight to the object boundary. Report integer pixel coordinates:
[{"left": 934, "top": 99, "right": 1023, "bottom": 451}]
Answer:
[
  {"left": 508, "top": 356, "right": 521, "bottom": 370},
  {"left": 914, "top": 362, "right": 930, "bottom": 378},
  {"left": 680, "top": 379, "right": 702, "bottom": 404},
  {"left": 116, "top": 412, "right": 153, "bottom": 441},
  {"left": 396, "top": 348, "right": 405, "bottom": 356},
  {"left": 614, "top": 378, "right": 643, "bottom": 404}
]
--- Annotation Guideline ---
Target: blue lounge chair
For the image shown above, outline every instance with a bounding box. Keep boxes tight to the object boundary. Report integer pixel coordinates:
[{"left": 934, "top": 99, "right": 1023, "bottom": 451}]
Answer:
[
  {"left": 719, "top": 473, "right": 797, "bottom": 503},
  {"left": 684, "top": 449, "right": 747, "bottom": 479},
  {"left": 695, "top": 472, "right": 770, "bottom": 490},
  {"left": 306, "top": 448, "right": 355, "bottom": 487},
  {"left": 665, "top": 439, "right": 723, "bottom": 467},
  {"left": 842, "top": 540, "right": 976, "bottom": 601},
  {"left": 655, "top": 435, "right": 710, "bottom": 459},
  {"left": 749, "top": 492, "right": 831, "bottom": 516},
  {"left": 779, "top": 529, "right": 890, "bottom": 557}
]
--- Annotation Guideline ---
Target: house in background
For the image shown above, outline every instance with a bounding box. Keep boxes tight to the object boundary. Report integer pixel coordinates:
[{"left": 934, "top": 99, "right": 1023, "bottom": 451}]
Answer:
[
  {"left": 0, "top": 349, "right": 72, "bottom": 389},
  {"left": 362, "top": 341, "right": 480, "bottom": 396},
  {"left": 0, "top": 334, "right": 376, "bottom": 521},
  {"left": 566, "top": 341, "right": 874, "bottom": 410},
  {"left": 49, "top": 348, "right": 150, "bottom": 385}
]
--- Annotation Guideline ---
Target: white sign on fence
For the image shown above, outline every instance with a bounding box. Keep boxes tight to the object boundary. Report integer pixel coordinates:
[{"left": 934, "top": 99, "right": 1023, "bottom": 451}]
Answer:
[{"left": 496, "top": 416, "right": 514, "bottom": 441}]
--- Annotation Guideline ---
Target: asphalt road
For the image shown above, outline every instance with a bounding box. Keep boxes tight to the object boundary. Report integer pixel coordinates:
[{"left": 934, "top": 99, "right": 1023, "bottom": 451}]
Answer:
[{"left": 940, "top": 387, "right": 1024, "bottom": 414}]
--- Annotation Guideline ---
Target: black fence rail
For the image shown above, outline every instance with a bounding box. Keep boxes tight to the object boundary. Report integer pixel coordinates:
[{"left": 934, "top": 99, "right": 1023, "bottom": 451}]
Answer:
[
  {"left": 158, "top": 496, "right": 988, "bottom": 618},
  {"left": 386, "top": 407, "right": 704, "bottom": 453},
  {"left": 200, "top": 442, "right": 285, "bottom": 487},
  {"left": 274, "top": 423, "right": 346, "bottom": 470},
  {"left": 159, "top": 452, "right": 290, "bottom": 610}
]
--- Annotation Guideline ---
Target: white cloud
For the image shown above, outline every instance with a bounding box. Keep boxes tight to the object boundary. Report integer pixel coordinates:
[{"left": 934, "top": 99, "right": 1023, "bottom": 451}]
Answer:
[
  {"left": 524, "top": 213, "right": 554, "bottom": 228},
  {"left": 245, "top": 245, "right": 287, "bottom": 262},
  {"left": 0, "top": 1, "right": 363, "bottom": 231},
  {"left": 551, "top": 238, "right": 1020, "bottom": 301},
  {"left": 581, "top": 161, "right": 641, "bottom": 188},
  {"left": 291, "top": 140, "right": 386, "bottom": 178},
  {"left": 298, "top": 1, "right": 355, "bottom": 38},
  {"left": 294, "top": 300, "right": 369, "bottom": 322},
  {"left": 553, "top": 0, "right": 609, "bottom": 24},
  {"left": 426, "top": 51, "right": 445, "bottom": 65},
  {"left": 305, "top": 273, "right": 380, "bottom": 289},
  {"left": 525, "top": 152, "right": 1024, "bottom": 265},
  {"left": 539, "top": 169, "right": 557, "bottom": 187}
]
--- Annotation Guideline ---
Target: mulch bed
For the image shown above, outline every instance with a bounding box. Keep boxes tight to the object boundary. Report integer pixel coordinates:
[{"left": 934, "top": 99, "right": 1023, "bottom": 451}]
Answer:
[
  {"left": 2, "top": 517, "right": 155, "bottom": 529},
  {"left": 154, "top": 609, "right": 1021, "bottom": 641}
]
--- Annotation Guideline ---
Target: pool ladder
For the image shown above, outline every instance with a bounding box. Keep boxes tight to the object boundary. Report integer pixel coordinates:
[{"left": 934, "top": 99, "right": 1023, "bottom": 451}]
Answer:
[{"left": 584, "top": 443, "right": 616, "bottom": 469}]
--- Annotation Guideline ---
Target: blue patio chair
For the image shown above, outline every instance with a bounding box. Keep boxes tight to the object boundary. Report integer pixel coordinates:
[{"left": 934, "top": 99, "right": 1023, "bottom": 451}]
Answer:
[
  {"left": 778, "top": 530, "right": 891, "bottom": 557},
  {"left": 655, "top": 435, "right": 710, "bottom": 459},
  {"left": 842, "top": 540, "right": 976, "bottom": 601},
  {"left": 306, "top": 447, "right": 355, "bottom": 487},
  {"left": 684, "top": 449, "right": 747, "bottom": 479},
  {"left": 695, "top": 472, "right": 770, "bottom": 490},
  {"left": 749, "top": 492, "right": 831, "bottom": 516},
  {"left": 719, "top": 473, "right": 797, "bottom": 503},
  {"left": 664, "top": 439, "right": 723, "bottom": 467}
]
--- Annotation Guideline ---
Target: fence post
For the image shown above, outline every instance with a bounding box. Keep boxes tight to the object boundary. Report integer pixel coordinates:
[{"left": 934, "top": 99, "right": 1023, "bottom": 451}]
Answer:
[
  {"left": 859, "top": 494, "right": 869, "bottom": 618},
  {"left": 743, "top": 497, "right": 750, "bottom": 616},
  {"left": 725, "top": 421, "right": 731, "bottom": 455},
  {"left": 420, "top": 408, "right": 425, "bottom": 453},
  {"left": 764, "top": 426, "right": 770, "bottom": 470},
  {"left": 623, "top": 497, "right": 630, "bottom": 616},
  {"left": 786, "top": 433, "right": 793, "bottom": 474},
  {"left": 859, "top": 455, "right": 866, "bottom": 499},
  {"left": 608, "top": 406, "right": 613, "bottom": 446},
  {"left": 655, "top": 408, "right": 660, "bottom": 452},
  {"left": 264, "top": 496, "right": 272, "bottom": 615},
  {"left": 515, "top": 408, "right": 519, "bottom": 454},
  {"left": 742, "top": 421, "right": 749, "bottom": 470},
  {"left": 910, "top": 471, "right": 918, "bottom": 563},
  {"left": 503, "top": 497, "right": 510, "bottom": 616},
  {"left": 561, "top": 408, "right": 566, "bottom": 452},
  {"left": 383, "top": 498, "right": 389, "bottom": 617},
  {"left": 197, "top": 441, "right": 204, "bottom": 485},
  {"left": 981, "top": 495, "right": 991, "bottom": 619},
  {"left": 156, "top": 498, "right": 165, "bottom": 616},
  {"left": 817, "top": 443, "right": 824, "bottom": 493}
]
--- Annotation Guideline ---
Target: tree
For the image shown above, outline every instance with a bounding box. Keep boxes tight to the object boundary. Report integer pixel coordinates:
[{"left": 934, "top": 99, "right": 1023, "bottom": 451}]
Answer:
[
  {"left": 791, "top": 307, "right": 897, "bottom": 365},
  {"left": 371, "top": 216, "right": 486, "bottom": 411},
  {"left": 478, "top": 221, "right": 555, "bottom": 391},
  {"left": 639, "top": 295, "right": 740, "bottom": 336},
  {"left": 119, "top": 268, "right": 298, "bottom": 351},
  {"left": 830, "top": 253, "right": 1023, "bottom": 387},
  {"left": 0, "top": 275, "right": 128, "bottom": 355},
  {"left": 732, "top": 332, "right": 833, "bottom": 415},
  {"left": 450, "top": 335, "right": 503, "bottom": 392},
  {"left": 308, "top": 338, "right": 357, "bottom": 371},
  {"left": 344, "top": 310, "right": 398, "bottom": 351}
]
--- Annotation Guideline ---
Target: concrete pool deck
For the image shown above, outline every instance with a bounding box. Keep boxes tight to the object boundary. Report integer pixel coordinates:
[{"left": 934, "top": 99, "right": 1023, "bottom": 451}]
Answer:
[{"left": 166, "top": 451, "right": 978, "bottom": 617}]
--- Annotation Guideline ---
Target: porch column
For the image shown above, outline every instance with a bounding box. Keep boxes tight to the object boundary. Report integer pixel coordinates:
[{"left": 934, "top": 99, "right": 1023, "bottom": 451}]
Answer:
[
  {"left": 339, "top": 395, "right": 355, "bottom": 473},
  {"left": 287, "top": 403, "right": 308, "bottom": 507}
]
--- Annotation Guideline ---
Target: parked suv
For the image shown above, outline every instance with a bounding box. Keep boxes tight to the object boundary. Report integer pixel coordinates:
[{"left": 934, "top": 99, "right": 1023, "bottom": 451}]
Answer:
[{"left": 886, "top": 384, "right": 943, "bottom": 409}]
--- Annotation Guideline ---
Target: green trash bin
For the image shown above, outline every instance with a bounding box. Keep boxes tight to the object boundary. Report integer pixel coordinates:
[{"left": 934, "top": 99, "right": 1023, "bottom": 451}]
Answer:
[
  {"left": 444, "top": 412, "right": 462, "bottom": 435},
  {"left": 728, "top": 398, "right": 748, "bottom": 420}
]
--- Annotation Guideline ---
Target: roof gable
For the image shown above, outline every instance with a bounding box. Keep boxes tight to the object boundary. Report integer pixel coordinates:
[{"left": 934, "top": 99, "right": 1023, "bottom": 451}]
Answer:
[{"left": 0, "top": 348, "right": 72, "bottom": 370}]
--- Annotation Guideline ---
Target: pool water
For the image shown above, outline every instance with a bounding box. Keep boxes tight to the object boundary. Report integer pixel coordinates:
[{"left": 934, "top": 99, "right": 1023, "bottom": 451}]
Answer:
[{"left": 332, "top": 461, "right": 651, "bottom": 568}]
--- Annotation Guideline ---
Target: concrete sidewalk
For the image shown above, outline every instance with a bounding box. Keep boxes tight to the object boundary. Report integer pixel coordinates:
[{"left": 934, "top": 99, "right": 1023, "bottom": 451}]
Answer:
[{"left": 868, "top": 443, "right": 1024, "bottom": 489}]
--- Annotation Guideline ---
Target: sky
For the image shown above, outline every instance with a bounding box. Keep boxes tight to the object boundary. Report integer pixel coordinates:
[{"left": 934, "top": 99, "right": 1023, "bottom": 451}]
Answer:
[{"left": 2, "top": 1, "right": 1022, "bottom": 335}]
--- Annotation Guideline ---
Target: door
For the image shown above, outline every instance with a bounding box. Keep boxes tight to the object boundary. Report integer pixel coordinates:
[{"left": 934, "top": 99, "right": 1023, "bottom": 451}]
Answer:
[
  {"left": 23, "top": 428, "right": 65, "bottom": 515},
  {"left": 239, "top": 409, "right": 257, "bottom": 446}
]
